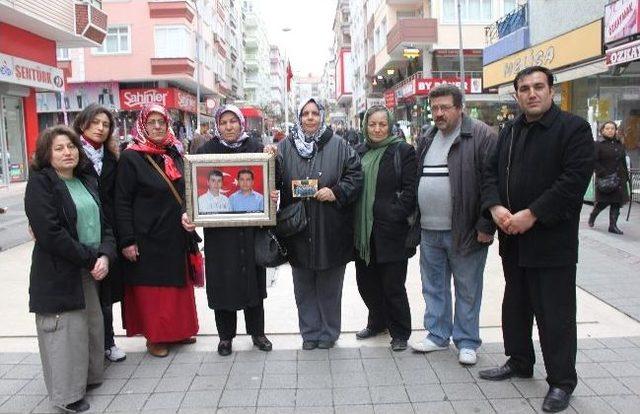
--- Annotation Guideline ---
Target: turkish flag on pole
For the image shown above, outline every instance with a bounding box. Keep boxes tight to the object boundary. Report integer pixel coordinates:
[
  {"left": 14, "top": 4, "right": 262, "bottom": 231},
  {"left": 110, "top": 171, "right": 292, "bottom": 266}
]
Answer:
[{"left": 286, "top": 61, "right": 293, "bottom": 92}]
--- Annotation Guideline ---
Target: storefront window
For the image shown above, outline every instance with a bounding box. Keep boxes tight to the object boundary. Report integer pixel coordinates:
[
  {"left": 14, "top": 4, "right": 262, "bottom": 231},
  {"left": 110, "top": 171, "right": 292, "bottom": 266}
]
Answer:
[{"left": 0, "top": 96, "right": 27, "bottom": 184}]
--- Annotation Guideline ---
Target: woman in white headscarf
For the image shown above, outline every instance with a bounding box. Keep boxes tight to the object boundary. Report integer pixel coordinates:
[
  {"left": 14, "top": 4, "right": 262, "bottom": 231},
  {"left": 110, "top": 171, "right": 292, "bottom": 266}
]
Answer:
[{"left": 275, "top": 97, "right": 363, "bottom": 350}]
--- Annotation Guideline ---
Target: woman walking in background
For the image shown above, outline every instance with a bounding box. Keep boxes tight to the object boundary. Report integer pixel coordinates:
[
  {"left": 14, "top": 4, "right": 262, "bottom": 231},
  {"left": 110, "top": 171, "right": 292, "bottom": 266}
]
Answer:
[
  {"left": 115, "top": 104, "right": 198, "bottom": 358},
  {"left": 25, "top": 126, "right": 116, "bottom": 413},
  {"left": 589, "top": 121, "right": 629, "bottom": 234},
  {"left": 73, "top": 104, "right": 126, "bottom": 363},
  {"left": 353, "top": 106, "right": 415, "bottom": 351}
]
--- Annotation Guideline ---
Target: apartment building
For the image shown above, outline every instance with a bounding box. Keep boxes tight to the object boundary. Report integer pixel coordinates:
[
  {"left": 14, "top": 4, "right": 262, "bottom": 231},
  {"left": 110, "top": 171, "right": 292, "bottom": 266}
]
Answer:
[
  {"left": 332, "top": 0, "right": 353, "bottom": 126},
  {"left": 293, "top": 74, "right": 321, "bottom": 117},
  {"left": 0, "top": 0, "right": 107, "bottom": 185},
  {"left": 242, "top": 0, "right": 272, "bottom": 108},
  {"left": 268, "top": 45, "right": 285, "bottom": 121}
]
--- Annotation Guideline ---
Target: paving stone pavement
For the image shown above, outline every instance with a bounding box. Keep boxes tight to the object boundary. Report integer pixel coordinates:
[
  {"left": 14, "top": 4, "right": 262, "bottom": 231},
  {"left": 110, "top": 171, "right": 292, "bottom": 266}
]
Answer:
[{"left": 1, "top": 337, "right": 640, "bottom": 413}]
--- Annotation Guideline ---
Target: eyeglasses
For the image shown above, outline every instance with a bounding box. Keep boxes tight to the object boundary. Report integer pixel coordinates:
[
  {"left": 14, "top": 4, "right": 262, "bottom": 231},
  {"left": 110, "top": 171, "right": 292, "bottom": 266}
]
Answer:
[
  {"left": 146, "top": 119, "right": 167, "bottom": 127},
  {"left": 431, "top": 104, "right": 456, "bottom": 113}
]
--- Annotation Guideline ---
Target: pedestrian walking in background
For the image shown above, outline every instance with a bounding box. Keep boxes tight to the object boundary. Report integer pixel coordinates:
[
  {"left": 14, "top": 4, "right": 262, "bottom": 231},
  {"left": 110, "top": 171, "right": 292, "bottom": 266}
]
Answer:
[
  {"left": 25, "top": 125, "right": 116, "bottom": 413},
  {"left": 589, "top": 120, "right": 630, "bottom": 234},
  {"left": 353, "top": 105, "right": 415, "bottom": 351},
  {"left": 479, "top": 66, "right": 594, "bottom": 413},
  {"left": 189, "top": 122, "right": 212, "bottom": 154},
  {"left": 115, "top": 104, "right": 199, "bottom": 358},
  {"left": 72, "top": 104, "right": 127, "bottom": 363},
  {"left": 193, "top": 104, "right": 274, "bottom": 356},
  {"left": 276, "top": 97, "right": 363, "bottom": 350},
  {"left": 410, "top": 85, "right": 497, "bottom": 366}
]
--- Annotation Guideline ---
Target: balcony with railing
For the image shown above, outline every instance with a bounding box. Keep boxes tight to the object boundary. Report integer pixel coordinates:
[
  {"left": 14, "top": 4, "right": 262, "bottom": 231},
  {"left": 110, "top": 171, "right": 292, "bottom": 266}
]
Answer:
[
  {"left": 386, "top": 18, "right": 438, "bottom": 57},
  {"left": 148, "top": 1, "right": 194, "bottom": 22},
  {"left": 483, "top": 3, "right": 529, "bottom": 65}
]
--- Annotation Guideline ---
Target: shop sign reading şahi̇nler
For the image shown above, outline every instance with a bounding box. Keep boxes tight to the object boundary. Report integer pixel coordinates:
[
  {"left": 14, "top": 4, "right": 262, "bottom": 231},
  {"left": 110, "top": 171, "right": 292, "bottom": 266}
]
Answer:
[
  {"left": 119, "top": 88, "right": 197, "bottom": 113},
  {"left": 0, "top": 53, "right": 65, "bottom": 92}
]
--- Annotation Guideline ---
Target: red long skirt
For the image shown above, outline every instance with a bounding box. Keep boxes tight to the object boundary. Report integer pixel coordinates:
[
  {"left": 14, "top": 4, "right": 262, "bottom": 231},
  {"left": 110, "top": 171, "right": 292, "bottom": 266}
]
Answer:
[{"left": 123, "top": 276, "right": 199, "bottom": 344}]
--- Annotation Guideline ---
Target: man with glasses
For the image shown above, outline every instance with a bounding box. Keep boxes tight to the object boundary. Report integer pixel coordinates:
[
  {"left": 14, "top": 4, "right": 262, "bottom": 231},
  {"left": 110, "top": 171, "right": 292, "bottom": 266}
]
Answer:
[{"left": 410, "top": 84, "right": 497, "bottom": 367}]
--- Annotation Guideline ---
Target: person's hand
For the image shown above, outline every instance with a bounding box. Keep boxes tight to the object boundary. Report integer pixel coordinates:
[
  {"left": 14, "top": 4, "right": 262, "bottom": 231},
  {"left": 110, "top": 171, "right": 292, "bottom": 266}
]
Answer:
[
  {"left": 270, "top": 190, "right": 280, "bottom": 204},
  {"left": 91, "top": 256, "right": 109, "bottom": 281},
  {"left": 505, "top": 209, "right": 537, "bottom": 235},
  {"left": 182, "top": 212, "right": 196, "bottom": 232},
  {"left": 122, "top": 244, "right": 139, "bottom": 262},
  {"left": 477, "top": 231, "right": 494, "bottom": 243},
  {"left": 315, "top": 187, "right": 336, "bottom": 202},
  {"left": 263, "top": 145, "right": 278, "bottom": 156},
  {"left": 490, "top": 205, "right": 512, "bottom": 233}
]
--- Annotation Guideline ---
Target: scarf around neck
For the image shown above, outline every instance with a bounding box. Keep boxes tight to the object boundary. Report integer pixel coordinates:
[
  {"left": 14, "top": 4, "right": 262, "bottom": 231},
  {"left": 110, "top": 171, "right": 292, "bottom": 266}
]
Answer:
[
  {"left": 214, "top": 104, "right": 249, "bottom": 149},
  {"left": 292, "top": 97, "right": 328, "bottom": 159},
  {"left": 127, "top": 104, "right": 182, "bottom": 181},
  {"left": 81, "top": 136, "right": 104, "bottom": 175},
  {"left": 355, "top": 106, "right": 401, "bottom": 264}
]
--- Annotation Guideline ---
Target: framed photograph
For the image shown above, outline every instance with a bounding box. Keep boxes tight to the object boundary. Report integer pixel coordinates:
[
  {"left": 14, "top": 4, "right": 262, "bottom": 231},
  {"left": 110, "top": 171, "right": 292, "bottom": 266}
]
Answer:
[
  {"left": 184, "top": 153, "right": 276, "bottom": 227},
  {"left": 292, "top": 179, "right": 318, "bottom": 198}
]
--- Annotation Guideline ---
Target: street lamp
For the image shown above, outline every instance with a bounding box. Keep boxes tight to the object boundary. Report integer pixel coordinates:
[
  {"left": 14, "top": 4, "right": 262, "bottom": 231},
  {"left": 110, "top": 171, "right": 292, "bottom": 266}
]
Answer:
[
  {"left": 282, "top": 27, "right": 292, "bottom": 129},
  {"left": 456, "top": 0, "right": 466, "bottom": 103}
]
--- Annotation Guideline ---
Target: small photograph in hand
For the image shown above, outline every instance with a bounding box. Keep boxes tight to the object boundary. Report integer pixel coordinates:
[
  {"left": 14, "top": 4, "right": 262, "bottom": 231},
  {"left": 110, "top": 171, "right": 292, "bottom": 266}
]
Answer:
[{"left": 292, "top": 179, "right": 318, "bottom": 198}]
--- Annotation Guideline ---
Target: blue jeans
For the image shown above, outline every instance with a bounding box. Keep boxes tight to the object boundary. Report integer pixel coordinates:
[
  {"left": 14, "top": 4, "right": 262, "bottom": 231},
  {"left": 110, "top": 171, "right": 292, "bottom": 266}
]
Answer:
[{"left": 420, "top": 230, "right": 488, "bottom": 350}]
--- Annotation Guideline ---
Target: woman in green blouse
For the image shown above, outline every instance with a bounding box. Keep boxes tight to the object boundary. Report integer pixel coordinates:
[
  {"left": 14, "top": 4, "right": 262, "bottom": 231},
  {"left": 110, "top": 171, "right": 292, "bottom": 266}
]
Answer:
[{"left": 25, "top": 125, "right": 116, "bottom": 413}]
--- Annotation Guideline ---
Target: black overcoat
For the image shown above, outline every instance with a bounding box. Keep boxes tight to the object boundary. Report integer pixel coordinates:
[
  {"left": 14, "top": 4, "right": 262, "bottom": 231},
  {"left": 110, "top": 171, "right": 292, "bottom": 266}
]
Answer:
[
  {"left": 355, "top": 141, "right": 417, "bottom": 263},
  {"left": 114, "top": 147, "right": 188, "bottom": 286},
  {"left": 594, "top": 138, "right": 629, "bottom": 204},
  {"left": 482, "top": 104, "right": 595, "bottom": 267},
  {"left": 196, "top": 137, "right": 267, "bottom": 310},
  {"left": 277, "top": 128, "right": 363, "bottom": 271},
  {"left": 25, "top": 168, "right": 116, "bottom": 313}
]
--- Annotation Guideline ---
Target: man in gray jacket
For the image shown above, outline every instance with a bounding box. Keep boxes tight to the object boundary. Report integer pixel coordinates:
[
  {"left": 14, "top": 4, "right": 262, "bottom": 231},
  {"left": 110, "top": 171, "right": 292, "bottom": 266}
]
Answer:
[{"left": 410, "top": 85, "right": 497, "bottom": 365}]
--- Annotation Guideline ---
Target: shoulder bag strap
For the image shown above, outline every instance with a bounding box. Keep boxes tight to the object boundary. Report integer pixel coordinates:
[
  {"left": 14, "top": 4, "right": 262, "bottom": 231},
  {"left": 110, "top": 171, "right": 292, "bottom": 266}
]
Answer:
[{"left": 144, "top": 153, "right": 183, "bottom": 207}]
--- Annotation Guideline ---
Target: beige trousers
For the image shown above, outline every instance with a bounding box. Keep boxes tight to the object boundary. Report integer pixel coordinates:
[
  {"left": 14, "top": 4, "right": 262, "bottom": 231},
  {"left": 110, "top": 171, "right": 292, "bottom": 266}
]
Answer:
[{"left": 36, "top": 272, "right": 104, "bottom": 407}]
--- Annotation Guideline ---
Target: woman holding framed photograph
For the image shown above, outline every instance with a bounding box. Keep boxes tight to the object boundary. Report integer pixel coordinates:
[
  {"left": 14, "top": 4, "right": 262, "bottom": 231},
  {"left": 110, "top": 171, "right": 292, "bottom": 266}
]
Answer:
[
  {"left": 276, "top": 97, "right": 363, "bottom": 350},
  {"left": 195, "top": 104, "right": 274, "bottom": 356},
  {"left": 115, "top": 104, "right": 199, "bottom": 358}
]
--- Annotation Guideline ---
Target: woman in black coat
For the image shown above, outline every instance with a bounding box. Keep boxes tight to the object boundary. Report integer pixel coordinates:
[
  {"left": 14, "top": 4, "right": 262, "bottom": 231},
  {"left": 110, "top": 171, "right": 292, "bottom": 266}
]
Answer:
[
  {"left": 25, "top": 125, "right": 116, "bottom": 413},
  {"left": 589, "top": 121, "right": 630, "bottom": 234},
  {"left": 115, "top": 104, "right": 199, "bottom": 358},
  {"left": 195, "top": 104, "right": 274, "bottom": 356},
  {"left": 73, "top": 104, "right": 126, "bottom": 363},
  {"left": 353, "top": 106, "right": 416, "bottom": 351}
]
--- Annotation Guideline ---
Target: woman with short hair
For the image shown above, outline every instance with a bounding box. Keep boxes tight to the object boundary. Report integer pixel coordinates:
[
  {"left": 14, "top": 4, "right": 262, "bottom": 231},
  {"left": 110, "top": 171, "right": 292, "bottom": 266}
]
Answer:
[{"left": 25, "top": 125, "right": 116, "bottom": 413}]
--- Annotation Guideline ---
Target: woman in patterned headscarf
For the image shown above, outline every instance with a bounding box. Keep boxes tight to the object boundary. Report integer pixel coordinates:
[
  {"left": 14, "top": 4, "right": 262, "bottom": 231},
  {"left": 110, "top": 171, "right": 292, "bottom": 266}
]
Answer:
[
  {"left": 115, "top": 104, "right": 199, "bottom": 358},
  {"left": 192, "top": 104, "right": 275, "bottom": 356},
  {"left": 275, "top": 97, "right": 363, "bottom": 350}
]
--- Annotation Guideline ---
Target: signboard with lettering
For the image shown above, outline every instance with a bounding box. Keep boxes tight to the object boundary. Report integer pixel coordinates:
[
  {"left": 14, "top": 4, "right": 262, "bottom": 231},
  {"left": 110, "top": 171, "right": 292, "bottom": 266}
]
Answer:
[
  {"left": 0, "top": 53, "right": 65, "bottom": 92},
  {"left": 384, "top": 90, "right": 396, "bottom": 109},
  {"left": 366, "top": 98, "right": 385, "bottom": 108},
  {"left": 605, "top": 0, "right": 640, "bottom": 44},
  {"left": 36, "top": 82, "right": 120, "bottom": 113},
  {"left": 606, "top": 38, "right": 640, "bottom": 66},
  {"left": 119, "top": 88, "right": 197, "bottom": 113},
  {"left": 483, "top": 20, "right": 602, "bottom": 89},
  {"left": 415, "top": 77, "right": 483, "bottom": 95}
]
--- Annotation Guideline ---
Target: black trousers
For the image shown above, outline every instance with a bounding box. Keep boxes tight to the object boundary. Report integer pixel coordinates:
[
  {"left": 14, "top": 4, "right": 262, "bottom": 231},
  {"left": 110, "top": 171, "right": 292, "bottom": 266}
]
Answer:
[
  {"left": 502, "top": 258, "right": 577, "bottom": 393},
  {"left": 101, "top": 301, "right": 115, "bottom": 349},
  {"left": 215, "top": 303, "right": 265, "bottom": 341},
  {"left": 355, "top": 258, "right": 412, "bottom": 341}
]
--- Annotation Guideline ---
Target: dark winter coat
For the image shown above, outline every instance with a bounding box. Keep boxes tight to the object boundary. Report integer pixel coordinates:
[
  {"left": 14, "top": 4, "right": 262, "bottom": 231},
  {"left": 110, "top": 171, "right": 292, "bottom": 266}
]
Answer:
[
  {"left": 277, "top": 128, "right": 363, "bottom": 271},
  {"left": 594, "top": 138, "right": 629, "bottom": 204},
  {"left": 25, "top": 168, "right": 116, "bottom": 314},
  {"left": 417, "top": 115, "right": 498, "bottom": 256},
  {"left": 82, "top": 147, "right": 123, "bottom": 303},
  {"left": 355, "top": 141, "right": 417, "bottom": 263},
  {"left": 196, "top": 137, "right": 267, "bottom": 310},
  {"left": 482, "top": 104, "right": 595, "bottom": 267},
  {"left": 115, "top": 147, "right": 189, "bottom": 286}
]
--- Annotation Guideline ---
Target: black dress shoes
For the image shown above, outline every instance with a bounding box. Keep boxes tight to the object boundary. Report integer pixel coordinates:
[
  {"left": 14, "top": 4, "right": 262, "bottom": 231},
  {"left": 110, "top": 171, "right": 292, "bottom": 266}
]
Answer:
[
  {"left": 302, "top": 340, "right": 318, "bottom": 350},
  {"left": 478, "top": 363, "right": 533, "bottom": 381},
  {"left": 60, "top": 398, "right": 90, "bottom": 413},
  {"left": 217, "top": 340, "right": 232, "bottom": 356},
  {"left": 317, "top": 340, "right": 335, "bottom": 349},
  {"left": 355, "top": 328, "right": 386, "bottom": 340},
  {"left": 252, "top": 335, "right": 273, "bottom": 352},
  {"left": 542, "top": 387, "right": 571, "bottom": 412},
  {"left": 390, "top": 339, "right": 408, "bottom": 352}
]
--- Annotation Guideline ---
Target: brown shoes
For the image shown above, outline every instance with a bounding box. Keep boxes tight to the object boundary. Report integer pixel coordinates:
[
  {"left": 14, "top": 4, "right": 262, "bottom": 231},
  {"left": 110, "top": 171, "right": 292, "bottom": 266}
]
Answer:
[{"left": 146, "top": 342, "right": 169, "bottom": 358}]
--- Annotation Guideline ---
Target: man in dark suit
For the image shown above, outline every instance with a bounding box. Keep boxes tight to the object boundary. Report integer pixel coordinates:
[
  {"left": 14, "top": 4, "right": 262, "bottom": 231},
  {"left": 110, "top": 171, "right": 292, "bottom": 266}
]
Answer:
[{"left": 479, "top": 66, "right": 594, "bottom": 413}]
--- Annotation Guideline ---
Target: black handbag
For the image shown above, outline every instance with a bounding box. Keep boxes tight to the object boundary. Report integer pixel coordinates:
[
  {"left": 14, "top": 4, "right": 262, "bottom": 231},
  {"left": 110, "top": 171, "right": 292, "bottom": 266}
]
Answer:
[
  {"left": 275, "top": 201, "right": 307, "bottom": 238},
  {"left": 596, "top": 173, "right": 620, "bottom": 193},
  {"left": 254, "top": 228, "right": 288, "bottom": 268}
]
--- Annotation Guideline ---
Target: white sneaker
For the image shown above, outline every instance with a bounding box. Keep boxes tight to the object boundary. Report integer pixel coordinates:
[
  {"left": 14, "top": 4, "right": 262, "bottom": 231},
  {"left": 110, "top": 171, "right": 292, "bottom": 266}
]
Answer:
[
  {"left": 410, "top": 337, "right": 448, "bottom": 353},
  {"left": 105, "top": 345, "right": 126, "bottom": 362},
  {"left": 458, "top": 348, "right": 477, "bottom": 365}
]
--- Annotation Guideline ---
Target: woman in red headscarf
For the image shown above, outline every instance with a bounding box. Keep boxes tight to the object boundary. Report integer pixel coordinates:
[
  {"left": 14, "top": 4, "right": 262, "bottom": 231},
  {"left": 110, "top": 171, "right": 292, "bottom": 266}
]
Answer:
[{"left": 114, "top": 104, "right": 198, "bottom": 357}]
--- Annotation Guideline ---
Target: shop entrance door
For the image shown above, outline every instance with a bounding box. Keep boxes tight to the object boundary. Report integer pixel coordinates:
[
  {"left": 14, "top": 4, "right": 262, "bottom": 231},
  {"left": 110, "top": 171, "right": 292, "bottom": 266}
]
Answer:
[{"left": 0, "top": 96, "right": 27, "bottom": 185}]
